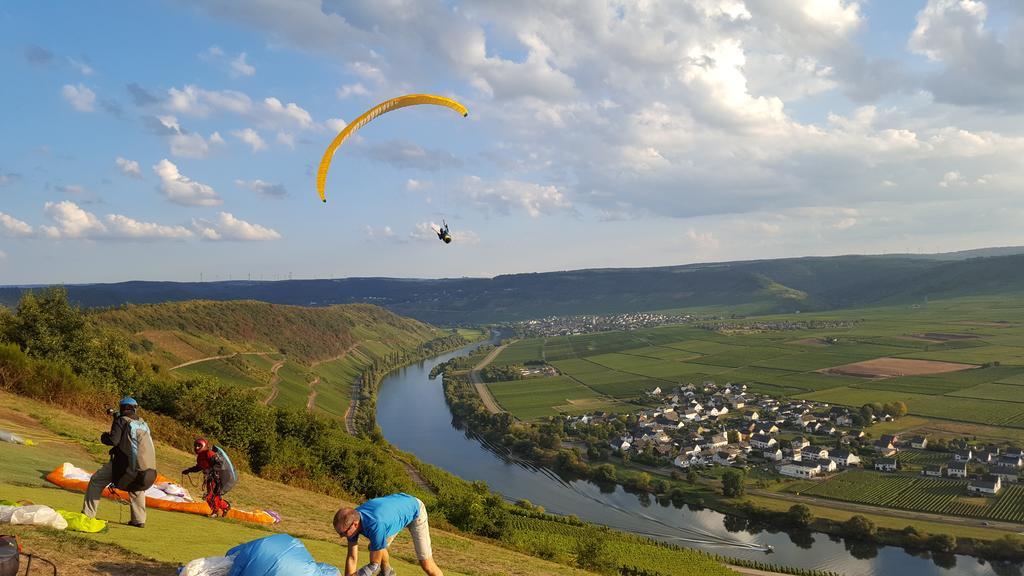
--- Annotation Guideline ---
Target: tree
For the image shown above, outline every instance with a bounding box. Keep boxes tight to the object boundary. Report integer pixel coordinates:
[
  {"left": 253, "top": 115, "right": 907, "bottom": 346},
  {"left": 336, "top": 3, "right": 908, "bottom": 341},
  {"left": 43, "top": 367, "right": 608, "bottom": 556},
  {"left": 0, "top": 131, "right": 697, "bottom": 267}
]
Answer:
[
  {"left": 787, "top": 504, "right": 813, "bottom": 528},
  {"left": 928, "top": 534, "right": 956, "bottom": 554},
  {"left": 727, "top": 430, "right": 740, "bottom": 444},
  {"left": 722, "top": 469, "right": 745, "bottom": 498},
  {"left": 860, "top": 404, "right": 874, "bottom": 423},
  {"left": 895, "top": 401, "right": 909, "bottom": 418},
  {"left": 686, "top": 470, "right": 698, "bottom": 484},
  {"left": 844, "top": 515, "right": 876, "bottom": 540},
  {"left": 594, "top": 463, "right": 617, "bottom": 484},
  {"left": 573, "top": 531, "right": 609, "bottom": 571}
]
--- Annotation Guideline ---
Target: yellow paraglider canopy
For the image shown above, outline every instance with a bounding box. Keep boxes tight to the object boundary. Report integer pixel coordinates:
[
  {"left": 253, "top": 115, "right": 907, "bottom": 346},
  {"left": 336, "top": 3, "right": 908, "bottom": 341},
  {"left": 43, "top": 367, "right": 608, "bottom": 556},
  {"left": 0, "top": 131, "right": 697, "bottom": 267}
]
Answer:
[{"left": 317, "top": 94, "right": 469, "bottom": 203}]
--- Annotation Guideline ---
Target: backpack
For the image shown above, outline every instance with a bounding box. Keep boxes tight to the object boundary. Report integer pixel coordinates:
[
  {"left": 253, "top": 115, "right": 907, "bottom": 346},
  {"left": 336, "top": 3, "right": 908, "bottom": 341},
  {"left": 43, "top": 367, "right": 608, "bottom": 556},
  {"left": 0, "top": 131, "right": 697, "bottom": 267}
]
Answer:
[
  {"left": 213, "top": 446, "right": 238, "bottom": 495},
  {"left": 114, "top": 417, "right": 157, "bottom": 492}
]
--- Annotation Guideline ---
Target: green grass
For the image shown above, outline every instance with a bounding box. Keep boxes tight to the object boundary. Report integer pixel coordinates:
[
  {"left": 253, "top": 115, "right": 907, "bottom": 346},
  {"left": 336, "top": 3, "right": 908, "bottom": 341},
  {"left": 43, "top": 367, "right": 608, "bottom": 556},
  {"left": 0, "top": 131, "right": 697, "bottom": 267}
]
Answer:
[
  {"left": 486, "top": 376, "right": 620, "bottom": 420},
  {"left": 493, "top": 339, "right": 546, "bottom": 365},
  {"left": 175, "top": 357, "right": 263, "bottom": 389},
  {"left": 947, "top": 382, "right": 1024, "bottom": 403},
  {"left": 271, "top": 361, "right": 313, "bottom": 410}
]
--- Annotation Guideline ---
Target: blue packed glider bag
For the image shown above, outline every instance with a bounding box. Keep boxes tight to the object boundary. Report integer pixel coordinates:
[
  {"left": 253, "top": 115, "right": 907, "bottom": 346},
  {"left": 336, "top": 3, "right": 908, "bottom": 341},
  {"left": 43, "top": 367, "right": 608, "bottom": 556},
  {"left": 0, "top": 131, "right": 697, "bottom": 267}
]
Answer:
[
  {"left": 227, "top": 534, "right": 339, "bottom": 576},
  {"left": 213, "top": 446, "right": 238, "bottom": 494}
]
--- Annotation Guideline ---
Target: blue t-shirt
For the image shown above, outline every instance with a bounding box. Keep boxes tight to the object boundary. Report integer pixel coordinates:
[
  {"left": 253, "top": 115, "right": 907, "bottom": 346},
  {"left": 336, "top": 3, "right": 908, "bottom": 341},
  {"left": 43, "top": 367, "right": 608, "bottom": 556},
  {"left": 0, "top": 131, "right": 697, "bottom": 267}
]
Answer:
[{"left": 350, "top": 493, "right": 421, "bottom": 551}]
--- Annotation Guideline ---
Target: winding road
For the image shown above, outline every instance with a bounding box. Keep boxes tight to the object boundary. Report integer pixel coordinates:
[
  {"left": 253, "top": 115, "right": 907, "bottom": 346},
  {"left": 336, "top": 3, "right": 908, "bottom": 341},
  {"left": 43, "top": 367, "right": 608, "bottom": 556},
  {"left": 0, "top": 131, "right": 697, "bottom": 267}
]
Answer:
[
  {"left": 262, "top": 359, "right": 286, "bottom": 406},
  {"left": 470, "top": 342, "right": 510, "bottom": 415}
]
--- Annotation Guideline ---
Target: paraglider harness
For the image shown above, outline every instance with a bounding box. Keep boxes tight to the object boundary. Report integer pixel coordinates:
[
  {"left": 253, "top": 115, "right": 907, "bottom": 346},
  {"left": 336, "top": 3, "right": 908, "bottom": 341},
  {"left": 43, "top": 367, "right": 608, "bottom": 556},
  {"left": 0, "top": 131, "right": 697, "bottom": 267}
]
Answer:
[
  {"left": 0, "top": 535, "right": 57, "bottom": 576},
  {"left": 436, "top": 220, "right": 452, "bottom": 244}
]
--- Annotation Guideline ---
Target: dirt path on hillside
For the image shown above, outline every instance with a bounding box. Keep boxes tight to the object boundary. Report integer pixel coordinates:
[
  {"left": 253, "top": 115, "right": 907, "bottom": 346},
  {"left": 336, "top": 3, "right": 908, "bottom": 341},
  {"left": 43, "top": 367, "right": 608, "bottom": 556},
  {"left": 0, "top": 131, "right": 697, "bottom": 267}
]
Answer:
[
  {"left": 169, "top": 351, "right": 266, "bottom": 371},
  {"left": 344, "top": 377, "right": 361, "bottom": 435},
  {"left": 751, "top": 488, "right": 1024, "bottom": 531},
  {"left": 306, "top": 376, "right": 320, "bottom": 411},
  {"left": 262, "top": 359, "right": 286, "bottom": 406},
  {"left": 470, "top": 343, "right": 509, "bottom": 415}
]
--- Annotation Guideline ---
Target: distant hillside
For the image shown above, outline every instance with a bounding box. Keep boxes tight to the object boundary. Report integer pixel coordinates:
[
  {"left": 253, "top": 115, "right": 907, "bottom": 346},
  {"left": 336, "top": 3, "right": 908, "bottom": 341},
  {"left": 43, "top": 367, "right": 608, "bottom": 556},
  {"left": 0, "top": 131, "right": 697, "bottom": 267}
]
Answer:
[
  {"left": 6, "top": 251, "right": 1024, "bottom": 323},
  {"left": 93, "top": 300, "right": 438, "bottom": 367}
]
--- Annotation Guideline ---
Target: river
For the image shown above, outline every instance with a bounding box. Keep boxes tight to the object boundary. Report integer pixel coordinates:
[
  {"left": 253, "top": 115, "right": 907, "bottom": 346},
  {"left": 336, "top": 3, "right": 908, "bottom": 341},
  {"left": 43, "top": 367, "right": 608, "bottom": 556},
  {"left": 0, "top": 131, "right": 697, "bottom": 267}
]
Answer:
[{"left": 376, "top": 337, "right": 1011, "bottom": 576}]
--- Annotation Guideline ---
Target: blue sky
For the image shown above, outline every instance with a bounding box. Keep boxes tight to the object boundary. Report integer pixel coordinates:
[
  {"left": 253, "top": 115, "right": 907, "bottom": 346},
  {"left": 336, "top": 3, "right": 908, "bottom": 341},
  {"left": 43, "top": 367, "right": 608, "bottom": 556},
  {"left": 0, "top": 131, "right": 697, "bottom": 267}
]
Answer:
[{"left": 2, "top": 1, "right": 1024, "bottom": 284}]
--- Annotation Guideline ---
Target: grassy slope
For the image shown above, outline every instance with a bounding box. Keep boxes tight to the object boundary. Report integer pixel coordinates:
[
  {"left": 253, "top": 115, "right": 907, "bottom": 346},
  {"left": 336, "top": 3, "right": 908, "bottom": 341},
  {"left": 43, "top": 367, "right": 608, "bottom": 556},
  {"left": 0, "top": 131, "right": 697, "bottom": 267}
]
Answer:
[
  {"left": 0, "top": 391, "right": 596, "bottom": 576},
  {"left": 95, "top": 301, "right": 443, "bottom": 415},
  {"left": 94, "top": 301, "right": 438, "bottom": 366}
]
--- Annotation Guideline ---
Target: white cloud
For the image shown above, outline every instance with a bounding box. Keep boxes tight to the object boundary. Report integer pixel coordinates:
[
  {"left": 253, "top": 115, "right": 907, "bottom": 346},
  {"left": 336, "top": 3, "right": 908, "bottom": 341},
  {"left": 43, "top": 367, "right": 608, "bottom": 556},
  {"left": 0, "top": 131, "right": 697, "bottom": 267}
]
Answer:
[
  {"left": 405, "top": 179, "right": 424, "bottom": 191},
  {"left": 231, "top": 128, "right": 267, "bottom": 152},
  {"left": 40, "top": 201, "right": 192, "bottom": 240},
  {"left": 337, "top": 83, "right": 369, "bottom": 98},
  {"left": 235, "top": 179, "right": 287, "bottom": 198},
  {"left": 41, "top": 201, "right": 107, "bottom": 238},
  {"left": 325, "top": 118, "right": 347, "bottom": 133},
  {"left": 938, "top": 170, "right": 963, "bottom": 188},
  {"left": 153, "top": 159, "right": 222, "bottom": 206},
  {"left": 276, "top": 132, "right": 296, "bottom": 148},
  {"left": 67, "top": 57, "right": 94, "bottom": 76},
  {"left": 115, "top": 157, "right": 142, "bottom": 178},
  {"left": 231, "top": 52, "right": 256, "bottom": 77},
  {"left": 684, "top": 229, "right": 721, "bottom": 250},
  {"left": 103, "top": 214, "right": 193, "bottom": 239},
  {"left": 262, "top": 97, "right": 314, "bottom": 130},
  {"left": 192, "top": 212, "right": 281, "bottom": 241},
  {"left": 0, "top": 212, "right": 33, "bottom": 237},
  {"left": 364, "top": 225, "right": 396, "bottom": 240},
  {"left": 152, "top": 115, "right": 225, "bottom": 159},
  {"left": 410, "top": 221, "right": 442, "bottom": 241},
  {"left": 61, "top": 83, "right": 95, "bottom": 112},
  {"left": 458, "top": 176, "right": 572, "bottom": 218}
]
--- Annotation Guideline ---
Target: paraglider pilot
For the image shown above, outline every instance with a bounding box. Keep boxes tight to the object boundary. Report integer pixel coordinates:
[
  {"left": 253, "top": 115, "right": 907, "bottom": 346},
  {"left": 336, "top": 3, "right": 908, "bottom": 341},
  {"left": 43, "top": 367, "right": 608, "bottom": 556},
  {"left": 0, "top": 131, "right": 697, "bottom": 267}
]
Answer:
[
  {"left": 82, "top": 397, "right": 153, "bottom": 528},
  {"left": 435, "top": 220, "right": 452, "bottom": 244},
  {"left": 182, "top": 437, "right": 232, "bottom": 517}
]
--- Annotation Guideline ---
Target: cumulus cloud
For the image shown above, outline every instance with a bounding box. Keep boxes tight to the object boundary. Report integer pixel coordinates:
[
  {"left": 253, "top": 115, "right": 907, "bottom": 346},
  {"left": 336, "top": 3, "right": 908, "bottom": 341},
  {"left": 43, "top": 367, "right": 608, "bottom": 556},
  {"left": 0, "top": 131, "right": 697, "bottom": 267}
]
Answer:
[
  {"left": 364, "top": 225, "right": 396, "bottom": 240},
  {"left": 684, "top": 229, "right": 721, "bottom": 251},
  {"left": 40, "top": 201, "right": 192, "bottom": 240},
  {"left": 405, "top": 179, "right": 425, "bottom": 191},
  {"left": 148, "top": 115, "right": 225, "bottom": 158},
  {"left": 192, "top": 212, "right": 281, "bottom": 241},
  {"left": 235, "top": 179, "right": 287, "bottom": 198},
  {"left": 909, "top": 0, "right": 1024, "bottom": 112},
  {"left": 67, "top": 57, "right": 94, "bottom": 76},
  {"left": 232, "top": 128, "right": 267, "bottom": 152},
  {"left": 231, "top": 52, "right": 256, "bottom": 77},
  {"left": 61, "top": 83, "right": 96, "bottom": 112},
  {"left": 0, "top": 212, "right": 33, "bottom": 237},
  {"left": 163, "top": 85, "right": 316, "bottom": 131},
  {"left": 116, "top": 157, "right": 142, "bottom": 178},
  {"left": 153, "top": 159, "right": 222, "bottom": 206},
  {"left": 276, "top": 132, "right": 296, "bottom": 148},
  {"left": 174, "top": 0, "right": 1024, "bottom": 250},
  {"left": 325, "top": 118, "right": 347, "bottom": 133},
  {"left": 337, "top": 83, "right": 369, "bottom": 98},
  {"left": 457, "top": 176, "right": 572, "bottom": 218}
]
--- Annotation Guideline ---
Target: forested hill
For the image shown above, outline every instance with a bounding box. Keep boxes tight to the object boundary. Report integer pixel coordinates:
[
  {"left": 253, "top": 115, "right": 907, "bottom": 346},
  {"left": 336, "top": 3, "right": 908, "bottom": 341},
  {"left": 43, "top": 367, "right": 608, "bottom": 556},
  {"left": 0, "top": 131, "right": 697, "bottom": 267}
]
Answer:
[
  {"left": 92, "top": 300, "right": 439, "bottom": 366},
  {"left": 6, "top": 251, "right": 1024, "bottom": 324}
]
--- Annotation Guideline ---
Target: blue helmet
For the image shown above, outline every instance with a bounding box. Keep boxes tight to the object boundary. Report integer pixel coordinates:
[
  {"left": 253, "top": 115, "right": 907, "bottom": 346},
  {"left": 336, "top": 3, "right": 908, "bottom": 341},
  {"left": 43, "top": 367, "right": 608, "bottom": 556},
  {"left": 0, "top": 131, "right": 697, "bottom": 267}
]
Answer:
[{"left": 119, "top": 396, "right": 138, "bottom": 407}]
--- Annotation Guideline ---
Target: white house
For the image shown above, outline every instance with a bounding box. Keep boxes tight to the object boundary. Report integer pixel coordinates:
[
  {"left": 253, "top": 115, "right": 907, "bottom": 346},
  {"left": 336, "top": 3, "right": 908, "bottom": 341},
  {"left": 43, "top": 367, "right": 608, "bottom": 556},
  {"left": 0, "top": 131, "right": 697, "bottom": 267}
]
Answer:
[
  {"left": 791, "top": 436, "right": 810, "bottom": 449},
  {"left": 947, "top": 461, "right": 968, "bottom": 478},
  {"left": 780, "top": 461, "right": 822, "bottom": 479},
  {"left": 763, "top": 448, "right": 784, "bottom": 461},
  {"left": 819, "top": 459, "right": 838, "bottom": 473},
  {"left": 830, "top": 450, "right": 861, "bottom": 468},
  {"left": 910, "top": 436, "right": 929, "bottom": 449},
  {"left": 751, "top": 434, "right": 777, "bottom": 450},
  {"left": 954, "top": 449, "right": 973, "bottom": 462},
  {"left": 874, "top": 458, "right": 898, "bottom": 472},
  {"left": 968, "top": 477, "right": 1002, "bottom": 495}
]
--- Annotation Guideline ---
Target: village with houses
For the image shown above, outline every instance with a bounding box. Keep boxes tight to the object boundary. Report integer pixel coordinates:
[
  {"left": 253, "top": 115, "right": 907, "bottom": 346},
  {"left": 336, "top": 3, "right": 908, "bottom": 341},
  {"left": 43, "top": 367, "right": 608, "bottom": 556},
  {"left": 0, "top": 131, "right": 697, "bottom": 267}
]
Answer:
[{"left": 565, "top": 382, "right": 1023, "bottom": 500}]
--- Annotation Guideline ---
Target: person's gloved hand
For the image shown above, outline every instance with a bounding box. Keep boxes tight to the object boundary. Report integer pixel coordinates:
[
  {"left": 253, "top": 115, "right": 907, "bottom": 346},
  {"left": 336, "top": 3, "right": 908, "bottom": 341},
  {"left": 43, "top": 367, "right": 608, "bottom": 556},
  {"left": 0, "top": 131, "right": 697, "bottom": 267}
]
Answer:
[
  {"left": 181, "top": 469, "right": 191, "bottom": 475},
  {"left": 355, "top": 563, "right": 380, "bottom": 576}
]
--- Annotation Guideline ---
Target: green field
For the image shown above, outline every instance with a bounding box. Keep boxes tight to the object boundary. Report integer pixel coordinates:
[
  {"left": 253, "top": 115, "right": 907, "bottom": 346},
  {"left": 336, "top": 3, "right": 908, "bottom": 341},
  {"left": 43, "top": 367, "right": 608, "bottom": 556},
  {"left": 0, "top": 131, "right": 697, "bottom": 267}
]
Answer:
[
  {"left": 488, "top": 296, "right": 1024, "bottom": 433},
  {"left": 798, "top": 470, "right": 1024, "bottom": 523},
  {"left": 486, "top": 376, "right": 621, "bottom": 420}
]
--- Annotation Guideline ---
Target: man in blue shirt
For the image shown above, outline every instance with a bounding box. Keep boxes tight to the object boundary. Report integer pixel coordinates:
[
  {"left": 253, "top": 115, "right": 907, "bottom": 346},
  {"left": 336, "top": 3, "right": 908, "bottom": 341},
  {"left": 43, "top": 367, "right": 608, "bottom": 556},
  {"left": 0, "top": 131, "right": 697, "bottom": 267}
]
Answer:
[{"left": 334, "top": 493, "right": 442, "bottom": 576}]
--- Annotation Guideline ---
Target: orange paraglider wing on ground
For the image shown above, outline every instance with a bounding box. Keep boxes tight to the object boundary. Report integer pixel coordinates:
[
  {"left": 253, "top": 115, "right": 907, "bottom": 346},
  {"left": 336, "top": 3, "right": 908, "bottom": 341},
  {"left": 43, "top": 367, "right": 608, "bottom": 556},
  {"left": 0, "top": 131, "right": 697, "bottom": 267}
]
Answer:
[{"left": 45, "top": 463, "right": 279, "bottom": 525}]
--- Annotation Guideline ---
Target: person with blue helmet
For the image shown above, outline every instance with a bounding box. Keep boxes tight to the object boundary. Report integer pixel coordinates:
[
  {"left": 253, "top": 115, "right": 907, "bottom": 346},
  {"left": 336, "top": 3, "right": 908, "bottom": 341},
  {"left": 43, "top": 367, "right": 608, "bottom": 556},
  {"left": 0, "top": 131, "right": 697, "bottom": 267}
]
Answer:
[{"left": 82, "top": 396, "right": 155, "bottom": 528}]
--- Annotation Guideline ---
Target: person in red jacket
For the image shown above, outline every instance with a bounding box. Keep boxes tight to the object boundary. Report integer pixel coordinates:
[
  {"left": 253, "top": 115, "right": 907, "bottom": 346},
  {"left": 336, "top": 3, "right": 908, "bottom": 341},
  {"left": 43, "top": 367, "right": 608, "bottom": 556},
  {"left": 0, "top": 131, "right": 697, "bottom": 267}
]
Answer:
[{"left": 182, "top": 438, "right": 231, "bottom": 517}]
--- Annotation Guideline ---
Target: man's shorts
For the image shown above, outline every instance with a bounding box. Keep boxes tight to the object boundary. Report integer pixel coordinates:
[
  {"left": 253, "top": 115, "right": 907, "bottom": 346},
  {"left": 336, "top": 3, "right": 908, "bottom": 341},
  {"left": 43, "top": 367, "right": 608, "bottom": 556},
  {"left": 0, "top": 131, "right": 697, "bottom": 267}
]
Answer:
[{"left": 385, "top": 498, "right": 432, "bottom": 561}]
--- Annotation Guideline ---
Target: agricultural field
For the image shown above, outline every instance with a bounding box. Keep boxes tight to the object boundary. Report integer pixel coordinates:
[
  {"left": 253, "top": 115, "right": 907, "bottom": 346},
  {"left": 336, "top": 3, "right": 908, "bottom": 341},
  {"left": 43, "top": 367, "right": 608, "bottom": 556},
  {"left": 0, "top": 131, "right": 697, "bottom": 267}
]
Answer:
[
  {"left": 492, "top": 339, "right": 545, "bottom": 365},
  {"left": 173, "top": 353, "right": 277, "bottom": 389},
  {"left": 798, "top": 470, "right": 1024, "bottom": 523},
  {"left": 486, "top": 376, "right": 622, "bottom": 420},
  {"left": 486, "top": 295, "right": 1024, "bottom": 433}
]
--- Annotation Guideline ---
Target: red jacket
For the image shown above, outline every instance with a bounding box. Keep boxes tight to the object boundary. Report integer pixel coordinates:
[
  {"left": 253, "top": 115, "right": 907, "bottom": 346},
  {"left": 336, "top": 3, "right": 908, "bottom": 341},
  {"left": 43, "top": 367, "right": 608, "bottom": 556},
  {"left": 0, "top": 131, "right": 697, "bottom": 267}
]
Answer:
[{"left": 183, "top": 449, "right": 219, "bottom": 474}]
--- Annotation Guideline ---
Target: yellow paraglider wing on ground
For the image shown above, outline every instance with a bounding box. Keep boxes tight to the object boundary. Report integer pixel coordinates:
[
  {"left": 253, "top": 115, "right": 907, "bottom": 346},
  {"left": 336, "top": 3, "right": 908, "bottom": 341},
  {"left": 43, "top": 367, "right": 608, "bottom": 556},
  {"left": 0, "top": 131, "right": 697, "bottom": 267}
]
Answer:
[{"left": 317, "top": 94, "right": 469, "bottom": 203}]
